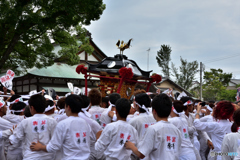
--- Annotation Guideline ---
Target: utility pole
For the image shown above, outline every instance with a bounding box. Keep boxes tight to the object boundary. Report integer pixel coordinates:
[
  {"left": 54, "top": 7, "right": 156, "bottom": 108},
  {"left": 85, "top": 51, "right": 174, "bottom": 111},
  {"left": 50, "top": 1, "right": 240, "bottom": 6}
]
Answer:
[
  {"left": 147, "top": 48, "right": 150, "bottom": 70},
  {"left": 200, "top": 62, "right": 202, "bottom": 100}
]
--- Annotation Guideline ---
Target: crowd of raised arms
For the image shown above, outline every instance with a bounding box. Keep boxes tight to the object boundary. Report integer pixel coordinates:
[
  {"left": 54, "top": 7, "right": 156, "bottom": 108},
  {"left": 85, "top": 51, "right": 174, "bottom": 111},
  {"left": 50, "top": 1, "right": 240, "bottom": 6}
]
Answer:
[{"left": 0, "top": 87, "right": 240, "bottom": 160}]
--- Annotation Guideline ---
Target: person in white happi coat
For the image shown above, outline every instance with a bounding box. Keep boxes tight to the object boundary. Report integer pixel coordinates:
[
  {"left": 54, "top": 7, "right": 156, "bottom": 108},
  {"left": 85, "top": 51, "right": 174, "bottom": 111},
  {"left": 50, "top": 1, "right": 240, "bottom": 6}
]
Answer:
[
  {"left": 128, "top": 93, "right": 156, "bottom": 160},
  {"left": 0, "top": 99, "right": 14, "bottom": 160},
  {"left": 31, "top": 94, "right": 93, "bottom": 160},
  {"left": 9, "top": 94, "right": 57, "bottom": 160},
  {"left": 125, "top": 94, "right": 182, "bottom": 160},
  {"left": 54, "top": 97, "right": 68, "bottom": 122},
  {"left": 194, "top": 101, "right": 235, "bottom": 160},
  {"left": 44, "top": 100, "right": 58, "bottom": 119},
  {"left": 79, "top": 95, "right": 104, "bottom": 160},
  {"left": 221, "top": 108, "right": 240, "bottom": 160},
  {"left": 95, "top": 98, "right": 138, "bottom": 160},
  {"left": 198, "top": 104, "right": 215, "bottom": 160},
  {"left": 169, "top": 100, "right": 196, "bottom": 160},
  {"left": 100, "top": 93, "right": 121, "bottom": 129},
  {"left": 180, "top": 97, "right": 202, "bottom": 160},
  {"left": 4, "top": 101, "right": 26, "bottom": 160},
  {"left": 88, "top": 89, "right": 107, "bottom": 125},
  {"left": 129, "top": 93, "right": 156, "bottom": 138}
]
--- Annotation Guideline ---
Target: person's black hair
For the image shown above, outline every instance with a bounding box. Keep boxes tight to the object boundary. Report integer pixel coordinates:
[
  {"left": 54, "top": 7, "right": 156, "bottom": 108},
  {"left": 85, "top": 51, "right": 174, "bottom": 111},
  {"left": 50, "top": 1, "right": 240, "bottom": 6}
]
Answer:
[
  {"left": 102, "top": 97, "right": 109, "bottom": 108},
  {"left": 232, "top": 109, "right": 240, "bottom": 132},
  {"left": 80, "top": 95, "right": 90, "bottom": 108},
  {"left": 46, "top": 100, "right": 54, "bottom": 107},
  {"left": 9, "top": 95, "right": 21, "bottom": 102},
  {"left": 11, "top": 102, "right": 26, "bottom": 115},
  {"left": 194, "top": 100, "right": 201, "bottom": 104},
  {"left": 115, "top": 98, "right": 131, "bottom": 118},
  {"left": 173, "top": 100, "right": 184, "bottom": 113},
  {"left": 180, "top": 96, "right": 193, "bottom": 110},
  {"left": 28, "top": 94, "right": 47, "bottom": 113},
  {"left": 152, "top": 94, "right": 172, "bottom": 118},
  {"left": 135, "top": 93, "right": 151, "bottom": 113},
  {"left": 109, "top": 93, "right": 121, "bottom": 105},
  {"left": 65, "top": 95, "right": 84, "bottom": 113},
  {"left": 24, "top": 106, "right": 32, "bottom": 117}
]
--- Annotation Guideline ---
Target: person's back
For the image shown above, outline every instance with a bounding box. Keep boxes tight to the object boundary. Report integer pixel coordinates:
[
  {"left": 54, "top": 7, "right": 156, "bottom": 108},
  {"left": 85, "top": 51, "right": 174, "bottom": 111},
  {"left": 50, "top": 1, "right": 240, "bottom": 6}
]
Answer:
[
  {"left": 139, "top": 120, "right": 182, "bottom": 160},
  {"left": 95, "top": 98, "right": 138, "bottom": 160},
  {"left": 128, "top": 93, "right": 156, "bottom": 139},
  {"left": 88, "top": 89, "right": 106, "bottom": 124},
  {"left": 30, "top": 94, "right": 93, "bottom": 160},
  {"left": 48, "top": 116, "right": 91, "bottom": 160},
  {"left": 9, "top": 94, "right": 57, "bottom": 160},
  {"left": 125, "top": 94, "right": 182, "bottom": 160},
  {"left": 222, "top": 109, "right": 240, "bottom": 160}
]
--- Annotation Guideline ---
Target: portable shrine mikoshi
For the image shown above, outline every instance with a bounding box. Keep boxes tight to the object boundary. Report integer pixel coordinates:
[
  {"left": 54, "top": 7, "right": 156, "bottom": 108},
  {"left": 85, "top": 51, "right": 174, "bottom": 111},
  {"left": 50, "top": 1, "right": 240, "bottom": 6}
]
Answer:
[{"left": 76, "top": 54, "right": 161, "bottom": 99}]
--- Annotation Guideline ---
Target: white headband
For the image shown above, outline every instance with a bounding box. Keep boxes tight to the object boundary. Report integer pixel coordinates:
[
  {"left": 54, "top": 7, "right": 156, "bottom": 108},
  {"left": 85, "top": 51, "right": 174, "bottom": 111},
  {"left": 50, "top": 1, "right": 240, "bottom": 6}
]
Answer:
[
  {"left": 58, "top": 109, "right": 65, "bottom": 115},
  {"left": 7, "top": 97, "right": 23, "bottom": 106},
  {"left": 183, "top": 100, "right": 193, "bottom": 106},
  {"left": 9, "top": 108, "right": 25, "bottom": 113},
  {"left": 135, "top": 102, "right": 149, "bottom": 114},
  {"left": 172, "top": 106, "right": 184, "bottom": 115},
  {"left": 172, "top": 106, "right": 178, "bottom": 114},
  {"left": 81, "top": 105, "right": 91, "bottom": 117},
  {"left": 107, "top": 101, "right": 115, "bottom": 114},
  {"left": 206, "top": 105, "right": 213, "bottom": 112},
  {"left": 44, "top": 104, "right": 55, "bottom": 113}
]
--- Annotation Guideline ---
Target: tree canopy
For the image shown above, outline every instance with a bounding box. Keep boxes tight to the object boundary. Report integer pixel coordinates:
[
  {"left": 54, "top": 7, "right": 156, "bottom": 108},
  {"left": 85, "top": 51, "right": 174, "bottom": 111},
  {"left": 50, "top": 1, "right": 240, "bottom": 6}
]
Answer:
[
  {"left": 202, "top": 68, "right": 233, "bottom": 101},
  {"left": 156, "top": 45, "right": 171, "bottom": 77},
  {"left": 171, "top": 57, "right": 199, "bottom": 91},
  {"left": 0, "top": 0, "right": 105, "bottom": 74}
]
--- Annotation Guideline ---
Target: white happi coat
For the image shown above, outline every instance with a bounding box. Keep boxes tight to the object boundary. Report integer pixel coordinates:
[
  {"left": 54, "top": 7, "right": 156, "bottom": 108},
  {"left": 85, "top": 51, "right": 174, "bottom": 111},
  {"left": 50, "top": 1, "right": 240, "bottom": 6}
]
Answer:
[
  {"left": 128, "top": 112, "right": 156, "bottom": 139},
  {"left": 99, "top": 110, "right": 112, "bottom": 129},
  {"left": 9, "top": 114, "right": 57, "bottom": 160},
  {"left": 79, "top": 112, "right": 103, "bottom": 160},
  {"left": 138, "top": 120, "right": 182, "bottom": 160},
  {"left": 95, "top": 120, "right": 138, "bottom": 160},
  {"left": 0, "top": 117, "right": 14, "bottom": 160},
  {"left": 168, "top": 116, "right": 196, "bottom": 160},
  {"left": 46, "top": 116, "right": 93, "bottom": 160},
  {"left": 3, "top": 114, "right": 25, "bottom": 160},
  {"left": 221, "top": 129, "right": 240, "bottom": 160},
  {"left": 194, "top": 119, "right": 232, "bottom": 160},
  {"left": 88, "top": 105, "right": 107, "bottom": 125}
]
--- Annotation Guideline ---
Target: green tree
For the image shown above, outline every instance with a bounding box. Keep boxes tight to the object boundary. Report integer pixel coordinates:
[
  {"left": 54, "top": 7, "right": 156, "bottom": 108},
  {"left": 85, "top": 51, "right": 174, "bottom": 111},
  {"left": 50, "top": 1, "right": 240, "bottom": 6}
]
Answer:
[
  {"left": 171, "top": 57, "right": 199, "bottom": 91},
  {"left": 156, "top": 45, "right": 171, "bottom": 77},
  {"left": 204, "top": 69, "right": 232, "bottom": 86},
  {"left": 202, "top": 68, "right": 233, "bottom": 101},
  {"left": 0, "top": 0, "right": 105, "bottom": 74}
]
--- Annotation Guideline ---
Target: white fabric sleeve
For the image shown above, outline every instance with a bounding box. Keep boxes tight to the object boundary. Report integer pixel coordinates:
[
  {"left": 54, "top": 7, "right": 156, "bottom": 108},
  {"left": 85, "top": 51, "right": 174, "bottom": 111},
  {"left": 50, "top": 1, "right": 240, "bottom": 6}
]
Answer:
[
  {"left": 221, "top": 135, "right": 231, "bottom": 160},
  {"left": 138, "top": 127, "right": 155, "bottom": 157},
  {"left": 1, "top": 129, "right": 12, "bottom": 140},
  {"left": 193, "top": 119, "right": 217, "bottom": 133},
  {"left": 95, "top": 125, "right": 111, "bottom": 155},
  {"left": 46, "top": 123, "right": 65, "bottom": 153},
  {"left": 0, "top": 131, "right": 2, "bottom": 139},
  {"left": 9, "top": 122, "right": 24, "bottom": 145}
]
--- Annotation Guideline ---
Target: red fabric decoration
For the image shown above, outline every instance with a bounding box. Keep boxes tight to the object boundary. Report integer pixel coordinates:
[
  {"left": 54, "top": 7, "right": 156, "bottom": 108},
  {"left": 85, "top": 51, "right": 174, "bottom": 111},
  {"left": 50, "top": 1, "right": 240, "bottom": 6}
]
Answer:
[
  {"left": 119, "top": 67, "right": 133, "bottom": 79},
  {"left": 76, "top": 65, "right": 87, "bottom": 74},
  {"left": 151, "top": 74, "right": 162, "bottom": 83}
]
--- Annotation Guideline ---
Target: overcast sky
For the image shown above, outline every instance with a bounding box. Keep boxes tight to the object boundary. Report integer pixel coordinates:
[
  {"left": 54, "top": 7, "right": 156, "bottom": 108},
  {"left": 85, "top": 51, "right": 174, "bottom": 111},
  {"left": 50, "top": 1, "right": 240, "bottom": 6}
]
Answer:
[{"left": 85, "top": 0, "right": 240, "bottom": 80}]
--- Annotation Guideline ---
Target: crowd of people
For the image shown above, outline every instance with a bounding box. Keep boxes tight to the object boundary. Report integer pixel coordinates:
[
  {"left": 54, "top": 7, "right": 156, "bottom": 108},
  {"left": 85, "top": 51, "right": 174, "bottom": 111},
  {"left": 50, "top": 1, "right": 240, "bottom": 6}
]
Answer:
[{"left": 0, "top": 87, "right": 240, "bottom": 160}]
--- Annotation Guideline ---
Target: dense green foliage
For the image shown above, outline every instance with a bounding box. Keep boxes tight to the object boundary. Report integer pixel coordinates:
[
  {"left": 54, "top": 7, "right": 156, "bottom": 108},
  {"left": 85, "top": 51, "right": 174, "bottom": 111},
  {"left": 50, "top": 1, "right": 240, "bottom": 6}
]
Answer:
[{"left": 0, "top": 0, "right": 105, "bottom": 74}]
